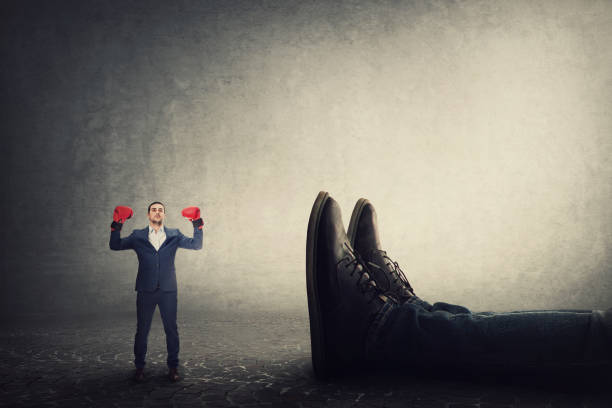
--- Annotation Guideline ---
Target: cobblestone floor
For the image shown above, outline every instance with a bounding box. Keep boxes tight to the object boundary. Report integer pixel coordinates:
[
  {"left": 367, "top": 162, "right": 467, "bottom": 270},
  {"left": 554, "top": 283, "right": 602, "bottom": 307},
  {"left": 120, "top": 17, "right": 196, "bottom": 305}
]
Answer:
[{"left": 0, "top": 311, "right": 610, "bottom": 407}]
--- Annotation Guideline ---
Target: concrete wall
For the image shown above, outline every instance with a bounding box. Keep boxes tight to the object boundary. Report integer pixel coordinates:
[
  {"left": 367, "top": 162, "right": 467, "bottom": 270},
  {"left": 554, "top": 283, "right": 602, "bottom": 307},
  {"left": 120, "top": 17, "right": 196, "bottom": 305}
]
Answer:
[{"left": 2, "top": 0, "right": 612, "bottom": 318}]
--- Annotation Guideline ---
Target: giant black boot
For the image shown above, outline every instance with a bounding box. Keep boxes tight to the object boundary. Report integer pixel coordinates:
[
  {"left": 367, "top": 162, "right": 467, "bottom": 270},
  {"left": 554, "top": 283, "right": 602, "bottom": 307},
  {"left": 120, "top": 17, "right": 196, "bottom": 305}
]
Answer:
[
  {"left": 306, "top": 192, "right": 397, "bottom": 379},
  {"left": 347, "top": 198, "right": 418, "bottom": 305}
]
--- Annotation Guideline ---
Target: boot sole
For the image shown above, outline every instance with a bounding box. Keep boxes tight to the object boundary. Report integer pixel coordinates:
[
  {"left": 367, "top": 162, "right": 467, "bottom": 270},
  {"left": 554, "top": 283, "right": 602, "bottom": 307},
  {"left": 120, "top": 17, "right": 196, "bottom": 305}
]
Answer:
[
  {"left": 306, "top": 191, "right": 331, "bottom": 379},
  {"left": 347, "top": 197, "right": 369, "bottom": 248}
]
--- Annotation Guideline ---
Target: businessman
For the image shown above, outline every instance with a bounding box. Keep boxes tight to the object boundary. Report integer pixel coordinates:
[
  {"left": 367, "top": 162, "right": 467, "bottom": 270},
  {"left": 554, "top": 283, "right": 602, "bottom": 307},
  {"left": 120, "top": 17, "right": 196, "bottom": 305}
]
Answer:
[{"left": 109, "top": 202, "right": 203, "bottom": 382}]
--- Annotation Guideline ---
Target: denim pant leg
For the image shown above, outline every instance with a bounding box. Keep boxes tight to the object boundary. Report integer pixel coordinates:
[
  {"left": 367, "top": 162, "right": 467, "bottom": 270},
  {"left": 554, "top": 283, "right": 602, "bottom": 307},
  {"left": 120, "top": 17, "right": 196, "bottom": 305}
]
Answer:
[
  {"left": 158, "top": 290, "right": 179, "bottom": 368},
  {"left": 404, "top": 296, "right": 434, "bottom": 311},
  {"left": 370, "top": 303, "right": 612, "bottom": 369},
  {"left": 134, "top": 290, "right": 159, "bottom": 368},
  {"left": 403, "top": 298, "right": 470, "bottom": 314},
  {"left": 430, "top": 301, "right": 471, "bottom": 314}
]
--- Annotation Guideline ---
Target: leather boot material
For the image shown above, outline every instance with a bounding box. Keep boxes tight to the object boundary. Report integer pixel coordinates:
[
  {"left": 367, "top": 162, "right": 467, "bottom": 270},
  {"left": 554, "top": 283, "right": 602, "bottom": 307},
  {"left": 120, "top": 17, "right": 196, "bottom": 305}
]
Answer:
[
  {"left": 132, "top": 367, "right": 145, "bottom": 382},
  {"left": 347, "top": 198, "right": 416, "bottom": 304},
  {"left": 306, "top": 192, "right": 396, "bottom": 379},
  {"left": 168, "top": 367, "right": 180, "bottom": 382}
]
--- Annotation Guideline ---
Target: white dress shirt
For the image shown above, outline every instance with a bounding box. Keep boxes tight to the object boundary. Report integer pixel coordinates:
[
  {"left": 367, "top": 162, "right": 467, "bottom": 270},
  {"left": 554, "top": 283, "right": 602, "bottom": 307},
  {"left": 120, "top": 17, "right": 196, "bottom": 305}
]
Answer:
[{"left": 148, "top": 225, "right": 166, "bottom": 251}]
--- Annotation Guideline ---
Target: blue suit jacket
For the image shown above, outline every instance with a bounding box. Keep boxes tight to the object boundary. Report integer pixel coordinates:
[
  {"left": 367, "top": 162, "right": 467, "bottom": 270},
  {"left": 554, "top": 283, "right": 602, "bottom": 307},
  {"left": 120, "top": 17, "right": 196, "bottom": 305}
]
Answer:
[{"left": 110, "top": 225, "right": 203, "bottom": 292}]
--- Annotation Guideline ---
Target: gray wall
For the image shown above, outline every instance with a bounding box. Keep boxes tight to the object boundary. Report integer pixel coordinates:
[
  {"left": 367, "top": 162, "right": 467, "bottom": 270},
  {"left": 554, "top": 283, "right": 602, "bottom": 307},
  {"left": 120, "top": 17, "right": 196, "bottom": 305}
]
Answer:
[{"left": 2, "top": 0, "right": 612, "bottom": 319}]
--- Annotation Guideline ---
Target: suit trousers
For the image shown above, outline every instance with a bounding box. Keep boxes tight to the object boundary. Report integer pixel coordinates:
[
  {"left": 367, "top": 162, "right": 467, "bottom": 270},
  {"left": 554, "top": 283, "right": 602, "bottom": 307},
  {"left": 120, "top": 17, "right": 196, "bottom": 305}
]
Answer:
[{"left": 134, "top": 288, "right": 179, "bottom": 368}]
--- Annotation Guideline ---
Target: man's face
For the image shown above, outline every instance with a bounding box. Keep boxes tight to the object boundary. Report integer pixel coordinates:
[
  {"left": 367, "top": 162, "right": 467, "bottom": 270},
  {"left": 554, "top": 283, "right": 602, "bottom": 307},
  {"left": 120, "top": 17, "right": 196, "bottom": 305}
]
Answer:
[{"left": 148, "top": 204, "right": 165, "bottom": 226}]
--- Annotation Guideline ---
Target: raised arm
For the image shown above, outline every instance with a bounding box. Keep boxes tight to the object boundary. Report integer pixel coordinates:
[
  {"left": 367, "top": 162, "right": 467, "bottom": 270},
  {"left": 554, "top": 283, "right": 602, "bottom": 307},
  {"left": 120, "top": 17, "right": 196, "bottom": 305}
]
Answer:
[
  {"left": 110, "top": 228, "right": 136, "bottom": 250},
  {"left": 178, "top": 206, "right": 204, "bottom": 250},
  {"left": 177, "top": 225, "right": 203, "bottom": 250},
  {"left": 109, "top": 205, "right": 135, "bottom": 251}
]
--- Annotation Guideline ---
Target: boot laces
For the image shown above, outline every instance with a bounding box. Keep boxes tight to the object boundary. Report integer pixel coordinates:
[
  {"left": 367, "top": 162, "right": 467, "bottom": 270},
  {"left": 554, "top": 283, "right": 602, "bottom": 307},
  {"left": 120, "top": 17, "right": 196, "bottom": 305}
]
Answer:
[
  {"left": 372, "top": 249, "right": 415, "bottom": 295},
  {"left": 337, "top": 243, "right": 390, "bottom": 304}
]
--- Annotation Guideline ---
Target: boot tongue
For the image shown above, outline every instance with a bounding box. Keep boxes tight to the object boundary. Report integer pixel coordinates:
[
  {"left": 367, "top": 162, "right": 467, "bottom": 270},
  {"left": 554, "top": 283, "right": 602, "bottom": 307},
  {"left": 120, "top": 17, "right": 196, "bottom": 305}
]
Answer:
[
  {"left": 367, "top": 249, "right": 392, "bottom": 275},
  {"left": 366, "top": 249, "right": 415, "bottom": 302},
  {"left": 364, "top": 249, "right": 394, "bottom": 292}
]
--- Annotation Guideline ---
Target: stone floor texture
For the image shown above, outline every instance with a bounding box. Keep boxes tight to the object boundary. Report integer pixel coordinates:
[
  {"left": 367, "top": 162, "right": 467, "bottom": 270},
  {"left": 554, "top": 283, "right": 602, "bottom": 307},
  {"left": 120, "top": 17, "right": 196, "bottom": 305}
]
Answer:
[{"left": 0, "top": 311, "right": 610, "bottom": 407}]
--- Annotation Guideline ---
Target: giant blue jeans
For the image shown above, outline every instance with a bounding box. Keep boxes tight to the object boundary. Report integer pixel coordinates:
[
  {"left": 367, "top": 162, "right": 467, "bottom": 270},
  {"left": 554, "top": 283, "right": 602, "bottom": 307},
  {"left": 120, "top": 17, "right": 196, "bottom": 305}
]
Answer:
[
  {"left": 134, "top": 289, "right": 179, "bottom": 369},
  {"left": 368, "top": 297, "right": 612, "bottom": 370}
]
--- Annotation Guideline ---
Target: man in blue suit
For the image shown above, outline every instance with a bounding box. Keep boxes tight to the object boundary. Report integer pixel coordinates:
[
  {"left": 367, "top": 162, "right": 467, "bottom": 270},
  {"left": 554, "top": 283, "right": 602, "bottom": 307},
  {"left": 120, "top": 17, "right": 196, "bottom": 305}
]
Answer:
[{"left": 110, "top": 202, "right": 203, "bottom": 382}]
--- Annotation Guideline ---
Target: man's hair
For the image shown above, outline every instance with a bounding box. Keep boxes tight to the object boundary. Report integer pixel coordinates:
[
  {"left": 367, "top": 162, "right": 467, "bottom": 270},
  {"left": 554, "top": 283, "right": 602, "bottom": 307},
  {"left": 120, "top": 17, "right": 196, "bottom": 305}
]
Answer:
[{"left": 148, "top": 201, "right": 165, "bottom": 213}]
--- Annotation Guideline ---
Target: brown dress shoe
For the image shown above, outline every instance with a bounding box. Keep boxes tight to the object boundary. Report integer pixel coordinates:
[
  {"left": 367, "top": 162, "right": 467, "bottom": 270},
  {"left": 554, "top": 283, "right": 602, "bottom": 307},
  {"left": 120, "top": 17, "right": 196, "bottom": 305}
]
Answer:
[
  {"left": 168, "top": 367, "right": 180, "bottom": 382},
  {"left": 133, "top": 367, "right": 145, "bottom": 382}
]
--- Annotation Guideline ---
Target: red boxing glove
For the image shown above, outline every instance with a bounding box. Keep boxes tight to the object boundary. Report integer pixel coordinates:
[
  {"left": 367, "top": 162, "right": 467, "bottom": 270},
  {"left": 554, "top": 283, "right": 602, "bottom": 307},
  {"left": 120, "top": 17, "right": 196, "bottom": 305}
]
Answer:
[
  {"left": 114, "top": 206, "right": 134, "bottom": 223},
  {"left": 182, "top": 206, "right": 203, "bottom": 230},
  {"left": 181, "top": 206, "right": 200, "bottom": 221},
  {"left": 111, "top": 206, "right": 133, "bottom": 231}
]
